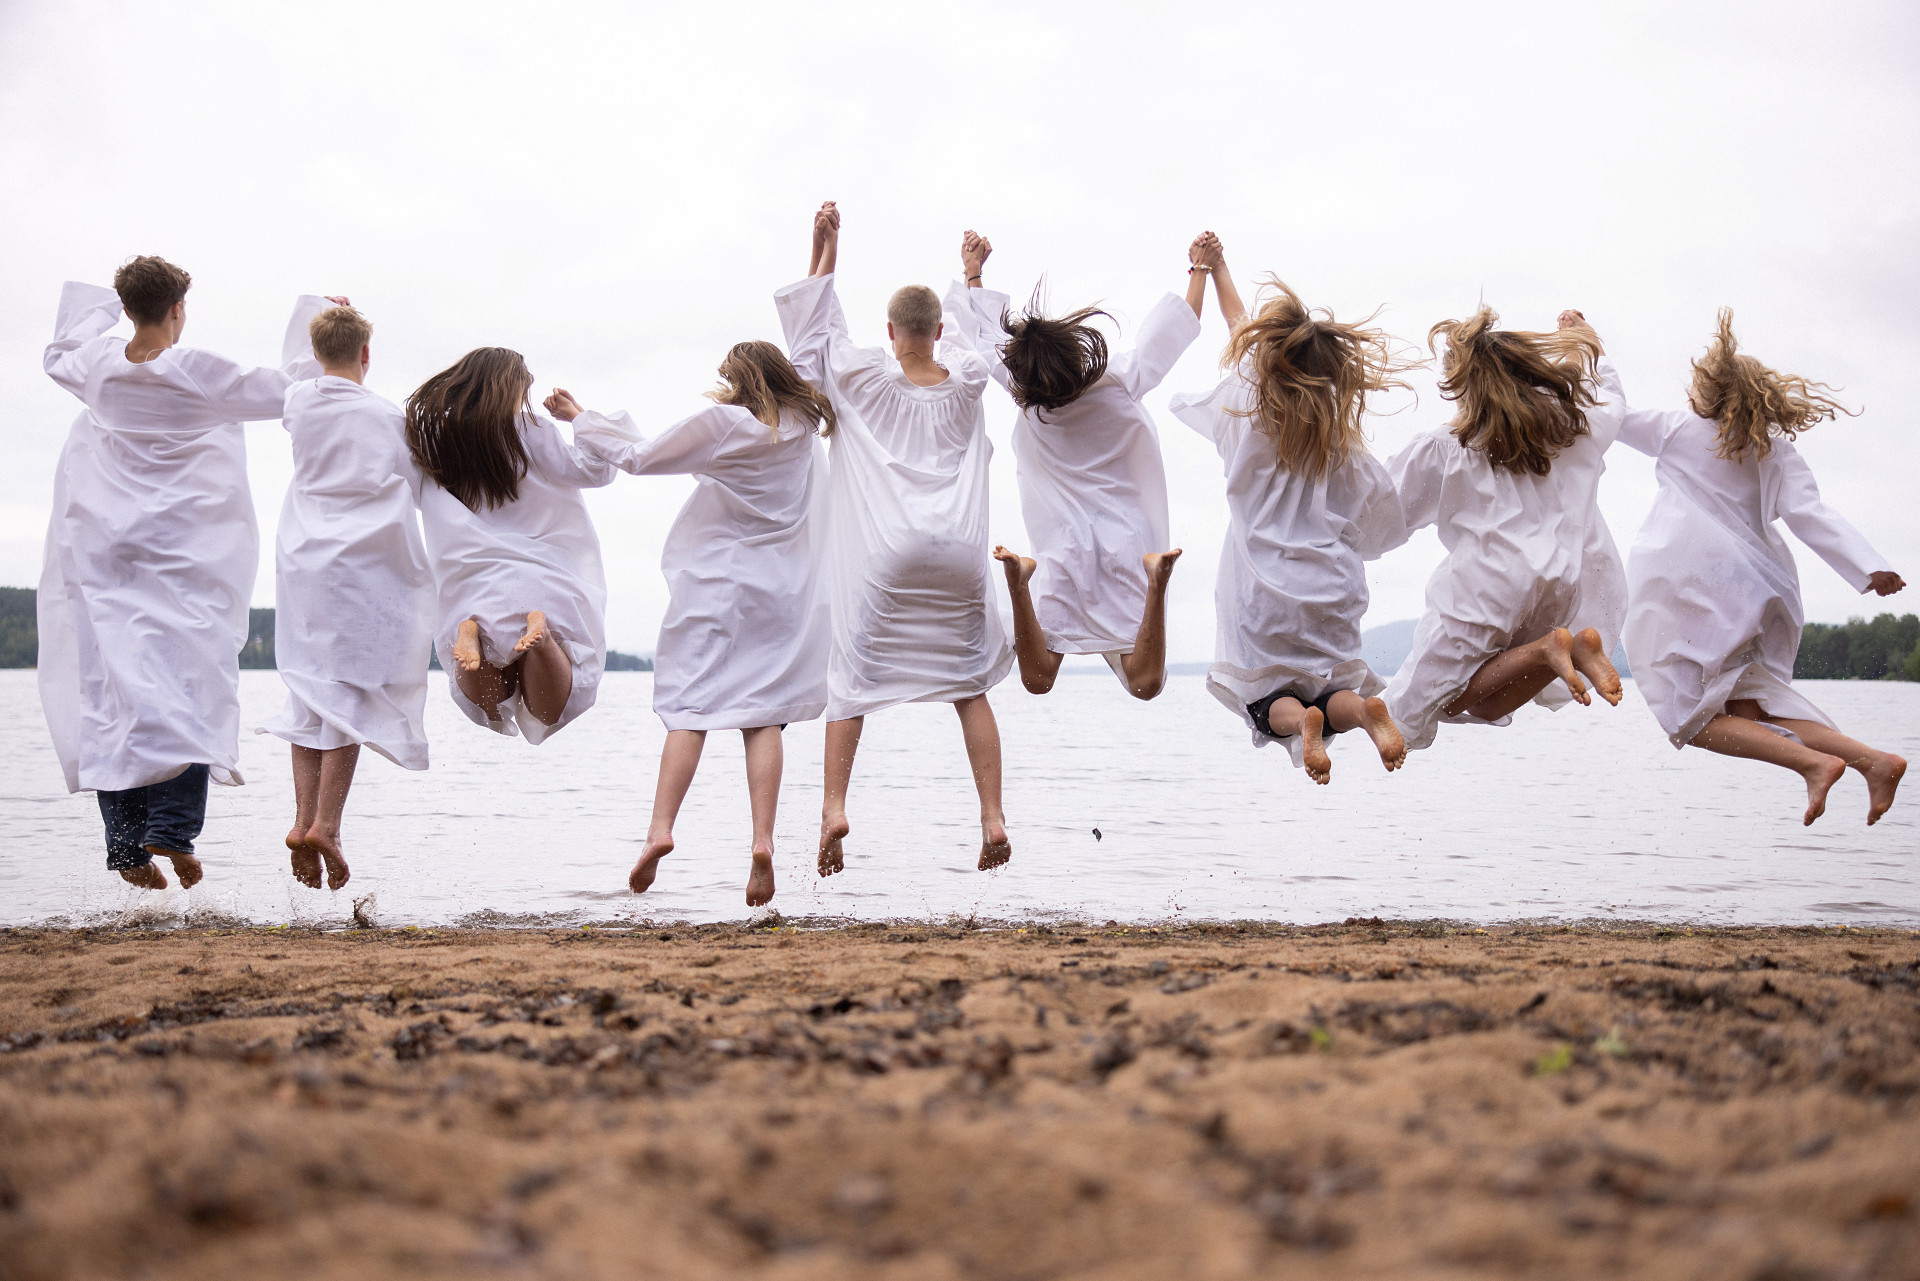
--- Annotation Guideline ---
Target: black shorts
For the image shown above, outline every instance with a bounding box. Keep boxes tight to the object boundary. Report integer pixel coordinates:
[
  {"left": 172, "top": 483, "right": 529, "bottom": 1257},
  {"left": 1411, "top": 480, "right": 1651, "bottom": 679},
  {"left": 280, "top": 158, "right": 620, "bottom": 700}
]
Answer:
[{"left": 1247, "top": 687, "right": 1350, "bottom": 741}]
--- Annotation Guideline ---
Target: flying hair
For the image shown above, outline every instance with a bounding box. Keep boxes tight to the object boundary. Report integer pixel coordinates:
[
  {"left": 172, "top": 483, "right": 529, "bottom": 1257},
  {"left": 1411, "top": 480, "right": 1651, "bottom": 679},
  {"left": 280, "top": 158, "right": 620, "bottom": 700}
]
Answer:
[
  {"left": 708, "top": 340, "right": 838, "bottom": 439},
  {"left": 998, "top": 283, "right": 1110, "bottom": 418},
  {"left": 1220, "top": 278, "right": 1412, "bottom": 482},
  {"left": 405, "top": 347, "right": 534, "bottom": 512},
  {"left": 1428, "top": 306, "right": 1600, "bottom": 476},
  {"left": 1687, "top": 308, "right": 1854, "bottom": 463}
]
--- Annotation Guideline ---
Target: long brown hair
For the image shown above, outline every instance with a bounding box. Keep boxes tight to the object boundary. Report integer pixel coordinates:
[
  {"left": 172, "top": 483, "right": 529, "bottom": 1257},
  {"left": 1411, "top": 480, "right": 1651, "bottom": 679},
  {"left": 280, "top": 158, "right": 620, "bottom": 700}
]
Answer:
[
  {"left": 1688, "top": 308, "right": 1853, "bottom": 463},
  {"left": 708, "top": 340, "right": 837, "bottom": 438},
  {"left": 406, "top": 347, "right": 534, "bottom": 511},
  {"left": 1221, "top": 278, "right": 1410, "bottom": 481},
  {"left": 999, "top": 287, "right": 1110, "bottom": 418},
  {"left": 1429, "top": 306, "right": 1600, "bottom": 476}
]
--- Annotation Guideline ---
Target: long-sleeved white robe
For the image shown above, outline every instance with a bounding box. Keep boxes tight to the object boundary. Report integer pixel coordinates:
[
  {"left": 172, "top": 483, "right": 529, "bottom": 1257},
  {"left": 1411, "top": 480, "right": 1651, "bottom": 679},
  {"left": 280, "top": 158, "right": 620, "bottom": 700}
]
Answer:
[
  {"left": 1171, "top": 364, "right": 1410, "bottom": 765},
  {"left": 39, "top": 282, "right": 299, "bottom": 793},
  {"left": 572, "top": 403, "right": 829, "bottom": 731},
  {"left": 1383, "top": 356, "right": 1629, "bottom": 751},
  {"left": 1618, "top": 409, "right": 1889, "bottom": 748},
  {"left": 944, "top": 284, "right": 1198, "bottom": 677},
  {"left": 260, "top": 297, "right": 435, "bottom": 769},
  {"left": 774, "top": 274, "right": 1011, "bottom": 719},
  {"left": 417, "top": 411, "right": 616, "bottom": 744}
]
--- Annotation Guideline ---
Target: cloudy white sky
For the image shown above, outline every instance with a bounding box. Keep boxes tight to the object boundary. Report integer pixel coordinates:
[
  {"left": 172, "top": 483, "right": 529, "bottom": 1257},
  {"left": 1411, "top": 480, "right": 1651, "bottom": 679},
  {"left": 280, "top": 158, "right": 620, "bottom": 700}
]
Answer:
[{"left": 2, "top": 1, "right": 1914, "bottom": 661}]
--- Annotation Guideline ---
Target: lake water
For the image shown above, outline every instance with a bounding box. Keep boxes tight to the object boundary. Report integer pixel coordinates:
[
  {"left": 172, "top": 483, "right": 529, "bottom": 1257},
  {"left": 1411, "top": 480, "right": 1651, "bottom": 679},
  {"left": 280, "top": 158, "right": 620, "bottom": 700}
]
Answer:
[{"left": 2, "top": 669, "right": 1915, "bottom": 929}]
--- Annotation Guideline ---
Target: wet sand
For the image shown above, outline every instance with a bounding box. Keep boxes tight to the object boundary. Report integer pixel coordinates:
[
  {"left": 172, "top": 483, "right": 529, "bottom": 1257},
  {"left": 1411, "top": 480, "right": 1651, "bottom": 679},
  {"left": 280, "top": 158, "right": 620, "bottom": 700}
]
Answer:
[{"left": 1, "top": 921, "right": 1916, "bottom": 1280}]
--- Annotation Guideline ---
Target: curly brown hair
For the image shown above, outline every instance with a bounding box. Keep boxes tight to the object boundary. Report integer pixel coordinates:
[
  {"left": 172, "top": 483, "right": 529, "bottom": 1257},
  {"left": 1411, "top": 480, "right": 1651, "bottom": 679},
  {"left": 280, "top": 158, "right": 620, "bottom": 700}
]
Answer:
[
  {"left": 1429, "top": 306, "right": 1600, "bottom": 476},
  {"left": 1688, "top": 308, "right": 1854, "bottom": 463},
  {"left": 113, "top": 256, "right": 191, "bottom": 326}
]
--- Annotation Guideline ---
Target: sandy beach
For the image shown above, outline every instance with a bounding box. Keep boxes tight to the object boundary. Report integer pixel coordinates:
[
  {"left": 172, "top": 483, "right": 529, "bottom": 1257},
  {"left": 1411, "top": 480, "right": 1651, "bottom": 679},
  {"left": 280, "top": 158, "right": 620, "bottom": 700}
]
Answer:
[{"left": 1, "top": 921, "right": 1916, "bottom": 1280}]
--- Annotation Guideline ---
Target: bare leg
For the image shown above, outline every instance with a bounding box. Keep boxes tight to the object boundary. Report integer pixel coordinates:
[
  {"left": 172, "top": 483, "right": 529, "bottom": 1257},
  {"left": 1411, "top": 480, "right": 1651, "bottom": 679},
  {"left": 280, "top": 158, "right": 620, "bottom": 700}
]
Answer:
[
  {"left": 1445, "top": 628, "right": 1587, "bottom": 721},
  {"left": 633, "top": 729, "right": 704, "bottom": 893},
  {"left": 1569, "top": 627, "right": 1623, "bottom": 706},
  {"left": 955, "top": 695, "right": 1011, "bottom": 868},
  {"left": 288, "top": 744, "right": 323, "bottom": 888},
  {"left": 120, "top": 864, "right": 167, "bottom": 890},
  {"left": 302, "top": 745, "right": 359, "bottom": 889},
  {"left": 994, "top": 547, "right": 1063, "bottom": 695},
  {"left": 148, "top": 847, "right": 202, "bottom": 889},
  {"left": 453, "top": 618, "right": 517, "bottom": 721},
  {"left": 1746, "top": 705, "right": 1907, "bottom": 825},
  {"left": 1326, "top": 689, "right": 1407, "bottom": 774},
  {"left": 820, "top": 717, "right": 863, "bottom": 876},
  {"left": 1691, "top": 705, "right": 1847, "bottom": 826},
  {"left": 1119, "top": 549, "right": 1182, "bottom": 701},
  {"left": 742, "top": 725, "right": 781, "bottom": 907},
  {"left": 514, "top": 611, "right": 574, "bottom": 726}
]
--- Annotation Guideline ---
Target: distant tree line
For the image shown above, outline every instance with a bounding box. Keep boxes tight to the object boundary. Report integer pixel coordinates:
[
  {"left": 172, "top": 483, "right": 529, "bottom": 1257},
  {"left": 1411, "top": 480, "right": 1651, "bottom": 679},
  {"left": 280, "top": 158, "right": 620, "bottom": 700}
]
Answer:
[{"left": 1793, "top": 614, "right": 1920, "bottom": 681}]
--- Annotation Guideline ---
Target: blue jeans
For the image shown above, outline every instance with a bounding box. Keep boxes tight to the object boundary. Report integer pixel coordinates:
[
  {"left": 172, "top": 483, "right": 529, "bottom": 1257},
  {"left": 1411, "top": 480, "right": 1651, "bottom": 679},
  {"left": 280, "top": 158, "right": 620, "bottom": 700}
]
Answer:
[{"left": 97, "top": 765, "right": 210, "bottom": 871}]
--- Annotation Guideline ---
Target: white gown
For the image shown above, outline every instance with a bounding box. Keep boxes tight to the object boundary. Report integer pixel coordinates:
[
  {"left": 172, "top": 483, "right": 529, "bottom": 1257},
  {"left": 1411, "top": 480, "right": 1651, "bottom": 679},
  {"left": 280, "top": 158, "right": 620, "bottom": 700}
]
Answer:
[
  {"left": 1618, "top": 409, "right": 1889, "bottom": 748},
  {"left": 39, "top": 282, "right": 299, "bottom": 793},
  {"left": 774, "top": 274, "right": 1012, "bottom": 719},
  {"left": 1171, "top": 363, "right": 1410, "bottom": 765},
  {"left": 572, "top": 404, "right": 829, "bottom": 731},
  {"left": 417, "top": 411, "right": 617, "bottom": 743},
  {"left": 260, "top": 297, "right": 435, "bottom": 769},
  {"left": 1383, "top": 356, "right": 1629, "bottom": 751},
  {"left": 944, "top": 284, "right": 1198, "bottom": 677}
]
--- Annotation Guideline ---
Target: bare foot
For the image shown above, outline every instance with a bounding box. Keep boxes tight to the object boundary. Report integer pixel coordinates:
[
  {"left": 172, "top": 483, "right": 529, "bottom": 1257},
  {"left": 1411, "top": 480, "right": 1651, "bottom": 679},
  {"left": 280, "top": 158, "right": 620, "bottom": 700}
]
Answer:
[
  {"left": 151, "top": 847, "right": 202, "bottom": 889},
  {"left": 979, "top": 819, "right": 1011, "bottom": 871},
  {"left": 819, "top": 813, "right": 850, "bottom": 877},
  {"left": 1542, "top": 627, "right": 1589, "bottom": 706},
  {"left": 993, "top": 546, "right": 1036, "bottom": 593},
  {"left": 629, "top": 833, "right": 672, "bottom": 893},
  {"left": 1301, "top": 707, "right": 1332, "bottom": 785},
  {"left": 1143, "top": 547, "right": 1183, "bottom": 588},
  {"left": 514, "top": 610, "right": 549, "bottom": 655},
  {"left": 120, "top": 863, "right": 167, "bottom": 890},
  {"left": 1801, "top": 755, "right": 1847, "bottom": 826},
  {"left": 305, "top": 826, "right": 350, "bottom": 890},
  {"left": 746, "top": 845, "right": 775, "bottom": 907},
  {"left": 1361, "top": 697, "right": 1406, "bottom": 773},
  {"left": 1863, "top": 752, "right": 1907, "bottom": 826},
  {"left": 453, "top": 618, "right": 484, "bottom": 673},
  {"left": 1569, "top": 627, "right": 1622, "bottom": 706},
  {"left": 287, "top": 827, "right": 321, "bottom": 889}
]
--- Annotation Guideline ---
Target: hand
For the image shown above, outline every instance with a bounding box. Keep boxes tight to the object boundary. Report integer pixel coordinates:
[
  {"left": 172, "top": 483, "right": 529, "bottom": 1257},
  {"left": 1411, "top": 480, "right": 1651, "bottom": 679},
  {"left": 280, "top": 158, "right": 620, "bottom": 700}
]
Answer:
[
  {"left": 543, "top": 389, "right": 584, "bottom": 422},
  {"left": 324, "top": 295, "right": 351, "bottom": 307},
  {"left": 962, "top": 229, "right": 991, "bottom": 278},
  {"left": 1191, "top": 231, "right": 1225, "bottom": 271},
  {"left": 812, "top": 201, "right": 840, "bottom": 246},
  {"left": 1557, "top": 309, "right": 1589, "bottom": 330},
  {"left": 1869, "top": 570, "right": 1906, "bottom": 596}
]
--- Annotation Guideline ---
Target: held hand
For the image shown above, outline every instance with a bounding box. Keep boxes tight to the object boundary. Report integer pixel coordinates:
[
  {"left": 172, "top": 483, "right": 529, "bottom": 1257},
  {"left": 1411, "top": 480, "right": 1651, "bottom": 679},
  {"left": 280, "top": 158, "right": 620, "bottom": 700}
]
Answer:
[
  {"left": 1191, "top": 231, "right": 1225, "bottom": 271},
  {"left": 324, "top": 295, "right": 351, "bottom": 307},
  {"left": 961, "top": 229, "right": 991, "bottom": 278},
  {"left": 1869, "top": 570, "right": 1907, "bottom": 596},
  {"left": 1557, "top": 309, "right": 1589, "bottom": 330},
  {"left": 543, "top": 389, "right": 584, "bottom": 423},
  {"left": 813, "top": 201, "right": 840, "bottom": 242}
]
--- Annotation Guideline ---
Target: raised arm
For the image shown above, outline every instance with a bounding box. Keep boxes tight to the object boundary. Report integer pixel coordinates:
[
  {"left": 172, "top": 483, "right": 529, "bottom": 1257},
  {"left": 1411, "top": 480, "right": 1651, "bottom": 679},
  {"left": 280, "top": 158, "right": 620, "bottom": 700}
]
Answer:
[
  {"left": 1195, "top": 232, "right": 1246, "bottom": 329},
  {"left": 961, "top": 229, "right": 990, "bottom": 290},
  {"left": 1774, "top": 445, "right": 1902, "bottom": 596},
  {"left": 520, "top": 409, "right": 618, "bottom": 489},
  {"left": 44, "top": 282, "right": 124, "bottom": 395},
  {"left": 1183, "top": 234, "right": 1211, "bottom": 317},
  {"left": 558, "top": 397, "right": 737, "bottom": 478},
  {"left": 808, "top": 201, "right": 840, "bottom": 278},
  {"left": 280, "top": 294, "right": 344, "bottom": 380}
]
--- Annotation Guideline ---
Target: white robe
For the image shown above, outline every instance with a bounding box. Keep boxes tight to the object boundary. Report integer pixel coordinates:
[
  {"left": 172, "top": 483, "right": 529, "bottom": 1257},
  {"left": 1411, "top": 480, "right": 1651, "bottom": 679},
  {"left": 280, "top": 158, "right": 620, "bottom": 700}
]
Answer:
[
  {"left": 259, "top": 297, "right": 435, "bottom": 769},
  {"left": 417, "top": 411, "right": 616, "bottom": 744},
  {"left": 774, "top": 274, "right": 1011, "bottom": 719},
  {"left": 944, "top": 284, "right": 1198, "bottom": 677},
  {"left": 1618, "top": 409, "right": 1888, "bottom": 748},
  {"left": 572, "top": 403, "right": 829, "bottom": 732},
  {"left": 1383, "top": 356, "right": 1629, "bottom": 751},
  {"left": 39, "top": 282, "right": 299, "bottom": 793},
  {"left": 1171, "top": 364, "right": 1410, "bottom": 765}
]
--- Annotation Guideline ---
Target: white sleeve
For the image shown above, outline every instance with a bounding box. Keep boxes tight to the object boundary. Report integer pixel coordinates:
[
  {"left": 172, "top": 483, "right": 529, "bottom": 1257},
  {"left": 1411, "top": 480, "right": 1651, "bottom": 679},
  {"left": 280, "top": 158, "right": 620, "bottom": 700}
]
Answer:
[
  {"left": 773, "top": 273, "right": 853, "bottom": 390},
  {"left": 573, "top": 405, "right": 736, "bottom": 477},
  {"left": 522, "top": 412, "right": 620, "bottom": 489},
  {"left": 1388, "top": 433, "right": 1445, "bottom": 534},
  {"left": 1351, "top": 454, "right": 1412, "bottom": 561},
  {"left": 940, "top": 282, "right": 1012, "bottom": 390},
  {"left": 179, "top": 350, "right": 295, "bottom": 422},
  {"left": 1773, "top": 445, "right": 1889, "bottom": 592},
  {"left": 280, "top": 295, "right": 333, "bottom": 380},
  {"left": 1111, "top": 292, "right": 1202, "bottom": 402},
  {"left": 44, "top": 282, "right": 123, "bottom": 395},
  {"left": 1616, "top": 407, "right": 1681, "bottom": 458},
  {"left": 1584, "top": 355, "right": 1627, "bottom": 452}
]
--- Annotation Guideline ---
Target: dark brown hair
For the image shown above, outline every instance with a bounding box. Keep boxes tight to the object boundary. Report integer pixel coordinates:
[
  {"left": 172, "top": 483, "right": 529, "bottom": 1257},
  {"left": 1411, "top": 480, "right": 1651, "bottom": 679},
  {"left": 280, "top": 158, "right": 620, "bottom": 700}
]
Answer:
[
  {"left": 1222, "top": 278, "right": 1410, "bottom": 481},
  {"left": 309, "top": 306, "right": 372, "bottom": 366},
  {"left": 1000, "top": 289, "right": 1110, "bottom": 418},
  {"left": 406, "top": 348, "right": 534, "bottom": 511},
  {"left": 709, "top": 340, "right": 837, "bottom": 438},
  {"left": 1429, "top": 306, "right": 1601, "bottom": 476},
  {"left": 114, "top": 256, "right": 191, "bottom": 326},
  {"left": 1688, "top": 308, "right": 1854, "bottom": 463}
]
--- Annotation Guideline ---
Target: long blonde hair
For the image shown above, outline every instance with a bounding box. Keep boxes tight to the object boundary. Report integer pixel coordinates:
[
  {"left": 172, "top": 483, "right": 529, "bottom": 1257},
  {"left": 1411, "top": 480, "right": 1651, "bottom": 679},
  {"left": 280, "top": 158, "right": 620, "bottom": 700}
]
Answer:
[
  {"left": 707, "top": 340, "right": 837, "bottom": 438},
  {"left": 1688, "top": 308, "right": 1852, "bottom": 463},
  {"left": 1221, "top": 279, "right": 1410, "bottom": 481},
  {"left": 1429, "top": 306, "right": 1600, "bottom": 476}
]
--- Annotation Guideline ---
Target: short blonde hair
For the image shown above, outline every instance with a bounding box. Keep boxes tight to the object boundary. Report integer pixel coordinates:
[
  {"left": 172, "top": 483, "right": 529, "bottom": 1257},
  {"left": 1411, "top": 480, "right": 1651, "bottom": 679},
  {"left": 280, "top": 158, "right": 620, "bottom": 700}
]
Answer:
[
  {"left": 887, "top": 285, "right": 942, "bottom": 336},
  {"left": 310, "top": 306, "right": 372, "bottom": 366}
]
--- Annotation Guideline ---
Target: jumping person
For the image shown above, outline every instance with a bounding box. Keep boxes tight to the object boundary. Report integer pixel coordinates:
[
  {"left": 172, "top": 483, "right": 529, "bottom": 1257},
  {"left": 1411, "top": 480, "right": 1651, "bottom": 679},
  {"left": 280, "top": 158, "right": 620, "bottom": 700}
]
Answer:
[
  {"left": 546, "top": 341, "right": 832, "bottom": 907},
  {"left": 1384, "top": 306, "right": 1628, "bottom": 751},
  {"left": 265, "top": 298, "right": 435, "bottom": 890},
  {"left": 1619, "top": 309, "right": 1906, "bottom": 825},
  {"left": 406, "top": 349, "right": 617, "bottom": 742},
  {"left": 775, "top": 201, "right": 1014, "bottom": 877},
  {"left": 1170, "top": 234, "right": 1413, "bottom": 782},
  {"left": 943, "top": 229, "right": 1199, "bottom": 699},
  {"left": 40, "top": 258, "right": 313, "bottom": 890}
]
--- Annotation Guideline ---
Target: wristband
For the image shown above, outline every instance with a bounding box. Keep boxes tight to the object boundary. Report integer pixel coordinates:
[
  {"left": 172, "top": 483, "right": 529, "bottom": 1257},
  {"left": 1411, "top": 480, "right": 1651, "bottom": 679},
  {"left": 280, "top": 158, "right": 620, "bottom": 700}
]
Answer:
[
  {"left": 1189, "top": 264, "right": 1212, "bottom": 274},
  {"left": 967, "top": 275, "right": 982, "bottom": 283}
]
